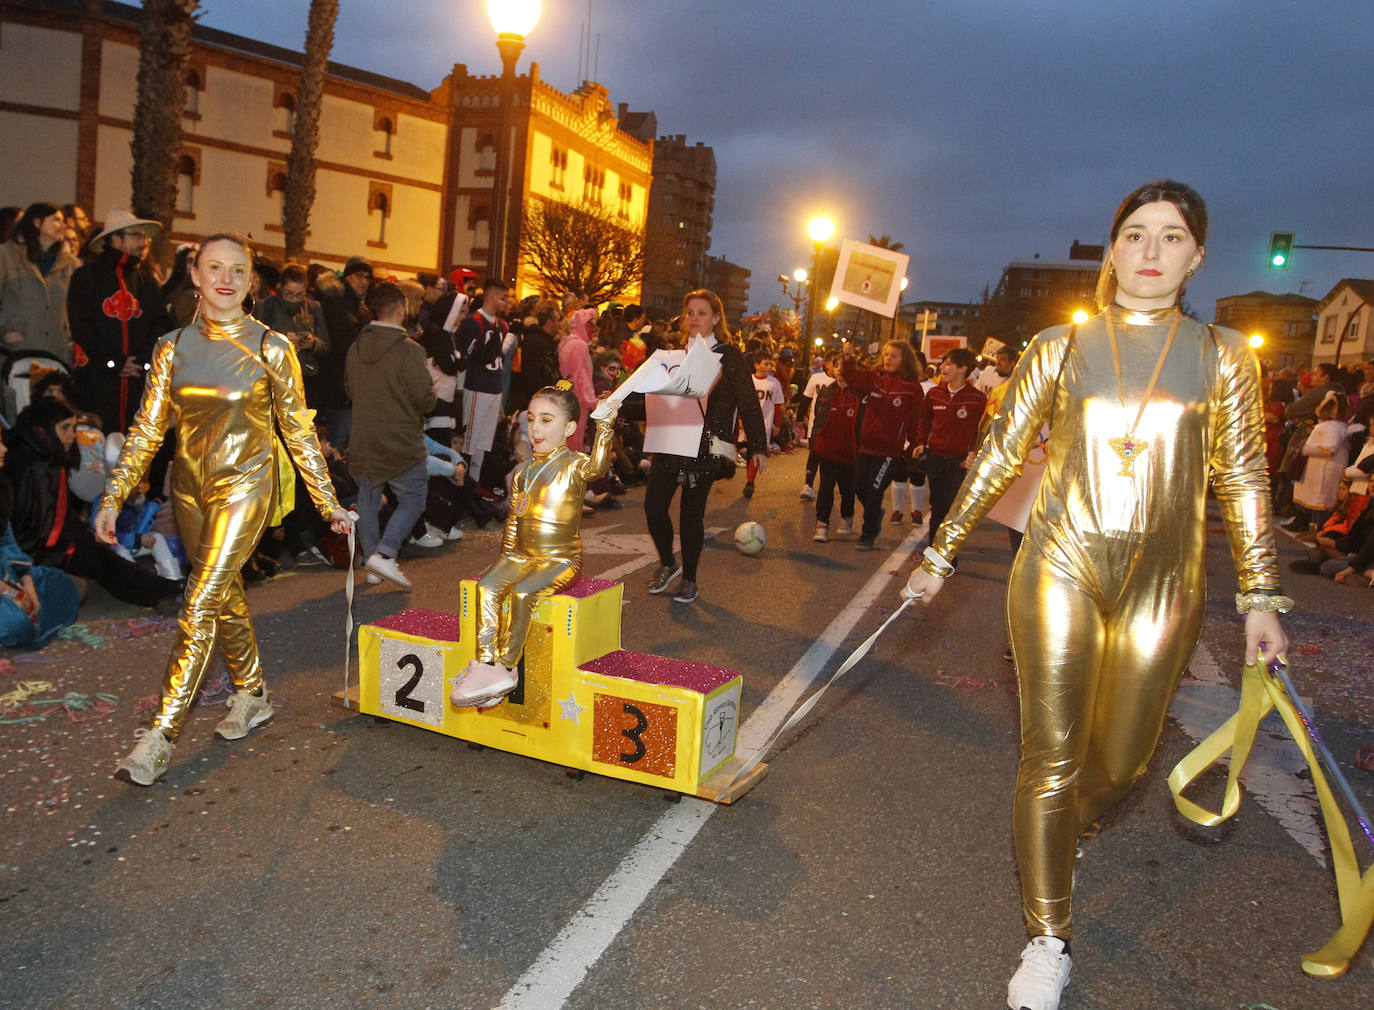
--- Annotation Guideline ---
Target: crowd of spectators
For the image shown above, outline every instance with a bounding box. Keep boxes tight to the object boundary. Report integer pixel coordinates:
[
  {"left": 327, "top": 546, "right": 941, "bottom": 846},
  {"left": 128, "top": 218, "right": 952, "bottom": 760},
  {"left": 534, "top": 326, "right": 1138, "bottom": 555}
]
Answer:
[{"left": 3, "top": 198, "right": 1368, "bottom": 652}]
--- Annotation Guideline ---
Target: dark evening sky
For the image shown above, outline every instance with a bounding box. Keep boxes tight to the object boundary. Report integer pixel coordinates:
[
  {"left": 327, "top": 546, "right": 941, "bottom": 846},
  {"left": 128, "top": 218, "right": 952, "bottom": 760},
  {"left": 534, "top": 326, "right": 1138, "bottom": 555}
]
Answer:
[{"left": 198, "top": 0, "right": 1374, "bottom": 319}]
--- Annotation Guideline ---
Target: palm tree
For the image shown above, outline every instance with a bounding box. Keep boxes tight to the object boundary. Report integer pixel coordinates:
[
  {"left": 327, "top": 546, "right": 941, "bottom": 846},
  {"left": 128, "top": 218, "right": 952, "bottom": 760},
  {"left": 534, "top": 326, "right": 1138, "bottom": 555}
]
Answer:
[
  {"left": 130, "top": 0, "right": 200, "bottom": 266},
  {"left": 284, "top": 0, "right": 339, "bottom": 263}
]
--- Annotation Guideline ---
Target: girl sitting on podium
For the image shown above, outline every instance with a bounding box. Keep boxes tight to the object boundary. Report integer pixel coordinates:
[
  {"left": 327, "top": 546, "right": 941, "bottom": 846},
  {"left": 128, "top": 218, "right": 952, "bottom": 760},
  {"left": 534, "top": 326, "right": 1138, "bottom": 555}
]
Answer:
[{"left": 451, "top": 380, "right": 619, "bottom": 708}]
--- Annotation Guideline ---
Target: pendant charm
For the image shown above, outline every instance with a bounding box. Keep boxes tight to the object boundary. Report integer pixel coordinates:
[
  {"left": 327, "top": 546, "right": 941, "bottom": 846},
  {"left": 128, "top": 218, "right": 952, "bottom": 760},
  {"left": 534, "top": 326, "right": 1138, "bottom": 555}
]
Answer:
[
  {"left": 510, "top": 491, "right": 530, "bottom": 517},
  {"left": 1108, "top": 435, "right": 1149, "bottom": 477}
]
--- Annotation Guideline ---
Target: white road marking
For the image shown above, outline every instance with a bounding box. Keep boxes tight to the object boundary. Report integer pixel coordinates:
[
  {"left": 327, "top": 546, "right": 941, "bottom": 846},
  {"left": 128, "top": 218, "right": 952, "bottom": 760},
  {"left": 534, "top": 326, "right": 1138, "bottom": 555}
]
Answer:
[
  {"left": 495, "top": 529, "right": 925, "bottom": 1009},
  {"left": 1171, "top": 642, "right": 1325, "bottom": 864},
  {"left": 587, "top": 527, "right": 726, "bottom": 586}
]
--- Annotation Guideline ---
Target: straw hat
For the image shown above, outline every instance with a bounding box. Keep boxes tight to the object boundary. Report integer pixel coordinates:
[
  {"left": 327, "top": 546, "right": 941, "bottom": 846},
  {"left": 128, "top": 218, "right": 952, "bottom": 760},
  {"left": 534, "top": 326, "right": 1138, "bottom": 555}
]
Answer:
[{"left": 88, "top": 207, "right": 161, "bottom": 254}]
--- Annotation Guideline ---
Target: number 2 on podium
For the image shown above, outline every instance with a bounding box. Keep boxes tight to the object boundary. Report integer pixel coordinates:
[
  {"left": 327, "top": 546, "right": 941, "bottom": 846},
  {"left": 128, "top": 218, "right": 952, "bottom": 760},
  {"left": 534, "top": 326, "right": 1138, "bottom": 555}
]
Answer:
[{"left": 378, "top": 637, "right": 445, "bottom": 727}]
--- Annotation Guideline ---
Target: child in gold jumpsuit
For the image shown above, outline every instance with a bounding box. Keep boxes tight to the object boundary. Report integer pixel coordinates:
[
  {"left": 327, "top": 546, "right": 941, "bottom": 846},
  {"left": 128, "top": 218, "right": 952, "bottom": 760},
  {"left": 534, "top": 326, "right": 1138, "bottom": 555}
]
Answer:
[{"left": 450, "top": 382, "right": 618, "bottom": 708}]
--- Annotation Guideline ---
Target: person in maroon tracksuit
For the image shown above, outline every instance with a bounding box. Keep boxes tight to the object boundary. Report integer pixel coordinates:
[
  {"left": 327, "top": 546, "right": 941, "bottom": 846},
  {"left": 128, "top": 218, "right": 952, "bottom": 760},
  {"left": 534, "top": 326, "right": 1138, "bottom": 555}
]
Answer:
[
  {"left": 841, "top": 340, "right": 924, "bottom": 549},
  {"left": 809, "top": 366, "right": 863, "bottom": 542},
  {"left": 914, "top": 346, "right": 987, "bottom": 547}
]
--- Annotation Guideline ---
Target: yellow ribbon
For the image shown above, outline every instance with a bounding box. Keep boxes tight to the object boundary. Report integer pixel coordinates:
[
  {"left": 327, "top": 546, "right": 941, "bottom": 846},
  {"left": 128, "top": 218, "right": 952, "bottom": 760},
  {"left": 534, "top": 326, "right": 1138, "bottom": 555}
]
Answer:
[{"left": 1168, "top": 661, "right": 1374, "bottom": 978}]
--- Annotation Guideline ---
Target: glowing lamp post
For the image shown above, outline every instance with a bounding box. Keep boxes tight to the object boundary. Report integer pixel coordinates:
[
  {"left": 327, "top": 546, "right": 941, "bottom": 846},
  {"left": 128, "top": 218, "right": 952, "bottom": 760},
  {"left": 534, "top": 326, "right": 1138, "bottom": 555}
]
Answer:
[
  {"left": 486, "top": 0, "right": 541, "bottom": 283},
  {"left": 1072, "top": 309, "right": 1090, "bottom": 325},
  {"left": 804, "top": 214, "right": 835, "bottom": 366},
  {"left": 1249, "top": 333, "right": 1264, "bottom": 349}
]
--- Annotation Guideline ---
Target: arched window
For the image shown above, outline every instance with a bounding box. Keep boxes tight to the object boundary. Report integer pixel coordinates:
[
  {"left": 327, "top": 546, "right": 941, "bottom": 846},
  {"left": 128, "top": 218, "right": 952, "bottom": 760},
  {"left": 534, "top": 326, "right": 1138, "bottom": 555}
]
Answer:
[
  {"left": 276, "top": 92, "right": 296, "bottom": 135},
  {"left": 376, "top": 115, "right": 394, "bottom": 157},
  {"left": 468, "top": 202, "right": 490, "bottom": 253},
  {"left": 477, "top": 133, "right": 496, "bottom": 173},
  {"left": 184, "top": 69, "right": 201, "bottom": 117},
  {"left": 176, "top": 155, "right": 197, "bottom": 215},
  {"left": 370, "top": 190, "right": 389, "bottom": 245}
]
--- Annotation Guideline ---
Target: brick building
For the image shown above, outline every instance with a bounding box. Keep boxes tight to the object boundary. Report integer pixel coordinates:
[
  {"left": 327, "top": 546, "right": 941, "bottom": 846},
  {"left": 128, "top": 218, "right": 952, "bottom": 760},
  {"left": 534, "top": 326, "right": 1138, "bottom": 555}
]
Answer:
[
  {"left": 0, "top": 0, "right": 651, "bottom": 297},
  {"left": 1213, "top": 290, "right": 1317, "bottom": 370}
]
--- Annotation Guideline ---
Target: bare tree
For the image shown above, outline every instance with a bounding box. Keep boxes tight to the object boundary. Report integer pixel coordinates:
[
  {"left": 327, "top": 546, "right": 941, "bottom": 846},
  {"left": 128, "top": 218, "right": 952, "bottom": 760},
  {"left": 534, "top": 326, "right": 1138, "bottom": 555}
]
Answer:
[
  {"left": 130, "top": 0, "right": 200, "bottom": 265},
  {"left": 284, "top": 0, "right": 339, "bottom": 263},
  {"left": 519, "top": 198, "right": 647, "bottom": 303}
]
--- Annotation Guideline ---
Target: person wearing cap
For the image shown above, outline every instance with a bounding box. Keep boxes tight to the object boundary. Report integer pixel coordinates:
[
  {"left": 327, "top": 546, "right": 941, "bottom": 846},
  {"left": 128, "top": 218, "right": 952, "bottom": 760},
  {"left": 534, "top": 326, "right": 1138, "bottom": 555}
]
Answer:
[
  {"left": 317, "top": 255, "right": 374, "bottom": 447},
  {"left": 66, "top": 208, "right": 170, "bottom": 433}
]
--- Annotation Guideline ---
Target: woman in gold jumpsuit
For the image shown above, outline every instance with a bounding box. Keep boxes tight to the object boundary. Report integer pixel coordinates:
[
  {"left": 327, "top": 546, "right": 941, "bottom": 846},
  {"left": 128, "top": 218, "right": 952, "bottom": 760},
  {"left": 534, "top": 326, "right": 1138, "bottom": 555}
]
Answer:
[
  {"left": 904, "top": 182, "right": 1290, "bottom": 1010},
  {"left": 450, "top": 381, "right": 618, "bottom": 708},
  {"left": 96, "top": 234, "right": 351, "bottom": 786}
]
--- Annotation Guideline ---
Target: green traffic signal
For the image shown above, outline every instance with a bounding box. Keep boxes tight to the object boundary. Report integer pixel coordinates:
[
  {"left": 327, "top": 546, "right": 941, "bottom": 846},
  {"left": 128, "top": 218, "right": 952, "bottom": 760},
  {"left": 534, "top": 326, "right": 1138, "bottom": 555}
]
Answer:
[{"left": 1267, "top": 231, "right": 1294, "bottom": 270}]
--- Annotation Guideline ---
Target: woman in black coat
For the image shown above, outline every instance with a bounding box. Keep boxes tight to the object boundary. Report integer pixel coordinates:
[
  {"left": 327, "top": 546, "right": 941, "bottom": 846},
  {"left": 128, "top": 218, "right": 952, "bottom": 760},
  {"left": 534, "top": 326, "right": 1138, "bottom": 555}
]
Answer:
[{"left": 643, "top": 289, "right": 768, "bottom": 604}]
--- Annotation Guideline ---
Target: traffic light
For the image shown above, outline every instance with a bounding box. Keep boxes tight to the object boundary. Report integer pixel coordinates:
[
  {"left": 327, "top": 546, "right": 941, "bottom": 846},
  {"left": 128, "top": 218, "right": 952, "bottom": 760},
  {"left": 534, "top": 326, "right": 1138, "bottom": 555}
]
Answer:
[{"left": 1267, "top": 232, "right": 1294, "bottom": 270}]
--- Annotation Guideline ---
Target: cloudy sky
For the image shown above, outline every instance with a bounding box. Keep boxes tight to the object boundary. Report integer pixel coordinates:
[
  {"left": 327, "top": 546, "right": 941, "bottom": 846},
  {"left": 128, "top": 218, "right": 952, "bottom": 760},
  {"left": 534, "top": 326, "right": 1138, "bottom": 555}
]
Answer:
[{"left": 198, "top": 0, "right": 1374, "bottom": 320}]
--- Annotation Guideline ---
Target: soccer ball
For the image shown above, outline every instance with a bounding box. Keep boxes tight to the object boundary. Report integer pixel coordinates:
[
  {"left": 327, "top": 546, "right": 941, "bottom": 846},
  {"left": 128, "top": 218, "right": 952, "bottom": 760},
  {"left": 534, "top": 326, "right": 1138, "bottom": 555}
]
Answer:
[{"left": 734, "top": 521, "right": 766, "bottom": 555}]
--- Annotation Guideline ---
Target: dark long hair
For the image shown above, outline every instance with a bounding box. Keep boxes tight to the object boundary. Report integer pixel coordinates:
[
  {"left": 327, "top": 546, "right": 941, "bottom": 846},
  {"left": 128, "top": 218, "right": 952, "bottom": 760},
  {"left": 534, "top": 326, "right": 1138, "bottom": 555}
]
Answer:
[
  {"left": 15, "top": 202, "right": 62, "bottom": 262},
  {"left": 1094, "top": 180, "right": 1208, "bottom": 311}
]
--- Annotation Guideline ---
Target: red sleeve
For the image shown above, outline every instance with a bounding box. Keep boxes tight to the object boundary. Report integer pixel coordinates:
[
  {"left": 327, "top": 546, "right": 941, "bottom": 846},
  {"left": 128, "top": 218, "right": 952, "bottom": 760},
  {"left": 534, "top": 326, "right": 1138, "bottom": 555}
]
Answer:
[
  {"left": 905, "top": 382, "right": 924, "bottom": 455},
  {"left": 916, "top": 387, "right": 935, "bottom": 446},
  {"left": 840, "top": 359, "right": 876, "bottom": 396}
]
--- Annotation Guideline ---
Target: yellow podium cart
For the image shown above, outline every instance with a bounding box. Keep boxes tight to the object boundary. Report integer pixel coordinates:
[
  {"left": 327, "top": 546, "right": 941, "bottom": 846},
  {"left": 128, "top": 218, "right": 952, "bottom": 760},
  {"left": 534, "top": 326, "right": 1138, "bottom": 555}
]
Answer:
[{"left": 333, "top": 577, "right": 766, "bottom": 802}]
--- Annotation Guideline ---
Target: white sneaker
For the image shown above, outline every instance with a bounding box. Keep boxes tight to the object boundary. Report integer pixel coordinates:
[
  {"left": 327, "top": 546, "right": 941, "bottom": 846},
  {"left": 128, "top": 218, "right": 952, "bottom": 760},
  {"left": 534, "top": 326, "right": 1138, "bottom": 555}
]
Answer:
[
  {"left": 835, "top": 518, "right": 854, "bottom": 536},
  {"left": 409, "top": 530, "right": 445, "bottom": 548},
  {"left": 444, "top": 524, "right": 465, "bottom": 541},
  {"left": 1007, "top": 936, "right": 1071, "bottom": 1010},
  {"left": 813, "top": 522, "right": 829, "bottom": 542},
  {"left": 799, "top": 485, "right": 816, "bottom": 501},
  {"left": 364, "top": 553, "right": 412, "bottom": 590},
  {"left": 214, "top": 689, "right": 275, "bottom": 740},
  {"left": 114, "top": 728, "right": 173, "bottom": 786},
  {"left": 365, "top": 573, "right": 382, "bottom": 585}
]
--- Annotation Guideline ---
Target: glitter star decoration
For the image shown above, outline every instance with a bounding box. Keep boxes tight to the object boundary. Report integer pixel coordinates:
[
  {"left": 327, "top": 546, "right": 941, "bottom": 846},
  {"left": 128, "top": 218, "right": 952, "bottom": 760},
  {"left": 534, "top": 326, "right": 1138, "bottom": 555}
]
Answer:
[{"left": 558, "top": 693, "right": 585, "bottom": 724}]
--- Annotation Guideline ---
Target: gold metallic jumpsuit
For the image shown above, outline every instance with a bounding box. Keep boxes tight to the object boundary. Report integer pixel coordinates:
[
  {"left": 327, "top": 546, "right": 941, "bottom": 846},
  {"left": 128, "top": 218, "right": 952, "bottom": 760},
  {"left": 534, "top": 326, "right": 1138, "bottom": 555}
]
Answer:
[
  {"left": 476, "top": 417, "right": 614, "bottom": 668},
  {"left": 100, "top": 317, "right": 340, "bottom": 740},
  {"left": 932, "top": 305, "right": 1280, "bottom": 939}
]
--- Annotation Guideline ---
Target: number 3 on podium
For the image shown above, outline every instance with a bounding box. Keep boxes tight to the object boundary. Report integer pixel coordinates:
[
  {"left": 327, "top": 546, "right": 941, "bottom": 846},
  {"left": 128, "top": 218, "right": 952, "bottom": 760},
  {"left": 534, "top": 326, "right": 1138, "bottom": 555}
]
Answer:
[{"left": 378, "top": 637, "right": 445, "bottom": 727}]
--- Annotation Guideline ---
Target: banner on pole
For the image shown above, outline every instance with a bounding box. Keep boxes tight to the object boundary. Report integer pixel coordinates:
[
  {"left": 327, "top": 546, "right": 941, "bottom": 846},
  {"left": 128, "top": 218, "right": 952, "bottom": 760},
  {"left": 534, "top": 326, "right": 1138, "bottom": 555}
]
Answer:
[{"left": 829, "top": 239, "right": 910, "bottom": 318}]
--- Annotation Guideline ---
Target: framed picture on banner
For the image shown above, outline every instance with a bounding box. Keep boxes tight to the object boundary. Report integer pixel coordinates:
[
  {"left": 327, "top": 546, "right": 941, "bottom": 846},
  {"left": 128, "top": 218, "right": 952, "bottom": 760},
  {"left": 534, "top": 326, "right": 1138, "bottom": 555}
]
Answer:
[{"left": 829, "top": 239, "right": 910, "bottom": 317}]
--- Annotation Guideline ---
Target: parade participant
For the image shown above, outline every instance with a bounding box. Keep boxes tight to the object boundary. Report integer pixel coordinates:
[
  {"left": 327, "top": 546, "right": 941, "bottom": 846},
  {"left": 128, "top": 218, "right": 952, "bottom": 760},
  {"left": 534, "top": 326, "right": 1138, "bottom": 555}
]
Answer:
[
  {"left": 809, "top": 358, "right": 861, "bottom": 542},
  {"left": 913, "top": 346, "right": 986, "bottom": 544},
  {"left": 841, "top": 339, "right": 924, "bottom": 550},
  {"left": 742, "top": 350, "right": 784, "bottom": 499},
  {"left": 450, "top": 381, "right": 619, "bottom": 707},
  {"left": 95, "top": 233, "right": 352, "bottom": 787},
  {"left": 66, "top": 208, "right": 170, "bottom": 433},
  {"left": 903, "top": 181, "right": 1287, "bottom": 1010},
  {"left": 644, "top": 289, "right": 767, "bottom": 604}
]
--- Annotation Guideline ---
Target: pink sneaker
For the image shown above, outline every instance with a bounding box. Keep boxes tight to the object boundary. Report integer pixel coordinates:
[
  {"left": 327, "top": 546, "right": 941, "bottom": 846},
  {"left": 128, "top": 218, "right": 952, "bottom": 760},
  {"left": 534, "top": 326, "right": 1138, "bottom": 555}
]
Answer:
[{"left": 450, "top": 661, "right": 517, "bottom": 708}]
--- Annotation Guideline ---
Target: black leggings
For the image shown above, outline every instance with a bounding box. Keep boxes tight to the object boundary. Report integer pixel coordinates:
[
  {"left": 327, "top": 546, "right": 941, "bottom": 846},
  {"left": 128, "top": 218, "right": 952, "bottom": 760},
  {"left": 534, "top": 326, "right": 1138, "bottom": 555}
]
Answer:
[
  {"left": 854, "top": 453, "right": 899, "bottom": 541},
  {"left": 924, "top": 452, "right": 967, "bottom": 542},
  {"left": 815, "top": 457, "right": 854, "bottom": 526},
  {"left": 644, "top": 466, "right": 715, "bottom": 582},
  {"left": 41, "top": 531, "right": 181, "bottom": 608}
]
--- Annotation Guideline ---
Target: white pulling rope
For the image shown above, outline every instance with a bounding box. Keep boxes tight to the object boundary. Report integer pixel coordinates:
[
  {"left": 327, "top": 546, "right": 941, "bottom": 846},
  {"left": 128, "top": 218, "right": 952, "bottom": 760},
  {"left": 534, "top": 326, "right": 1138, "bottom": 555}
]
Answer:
[
  {"left": 718, "top": 594, "right": 917, "bottom": 799},
  {"left": 342, "top": 516, "right": 357, "bottom": 705}
]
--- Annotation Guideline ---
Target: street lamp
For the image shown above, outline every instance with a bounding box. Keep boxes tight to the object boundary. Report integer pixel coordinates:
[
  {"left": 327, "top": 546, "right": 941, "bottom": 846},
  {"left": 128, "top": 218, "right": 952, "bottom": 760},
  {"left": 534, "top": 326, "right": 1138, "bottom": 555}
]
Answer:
[
  {"left": 1249, "top": 332, "right": 1265, "bottom": 349},
  {"left": 778, "top": 269, "right": 808, "bottom": 317},
  {"left": 1072, "top": 309, "right": 1090, "bottom": 325},
  {"left": 804, "top": 213, "right": 835, "bottom": 367},
  {"left": 486, "top": 0, "right": 541, "bottom": 284},
  {"left": 825, "top": 296, "right": 839, "bottom": 348}
]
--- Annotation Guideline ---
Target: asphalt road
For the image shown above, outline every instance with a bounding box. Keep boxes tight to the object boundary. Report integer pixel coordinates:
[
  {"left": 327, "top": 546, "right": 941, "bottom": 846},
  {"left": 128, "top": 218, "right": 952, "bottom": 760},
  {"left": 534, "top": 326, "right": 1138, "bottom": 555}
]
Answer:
[{"left": 2, "top": 450, "right": 1371, "bottom": 1010}]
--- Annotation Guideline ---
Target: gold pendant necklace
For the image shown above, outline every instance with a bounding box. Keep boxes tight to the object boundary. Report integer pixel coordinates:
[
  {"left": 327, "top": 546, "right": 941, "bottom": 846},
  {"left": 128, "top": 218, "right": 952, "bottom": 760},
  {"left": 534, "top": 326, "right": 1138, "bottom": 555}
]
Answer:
[{"left": 1103, "top": 307, "right": 1181, "bottom": 477}]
